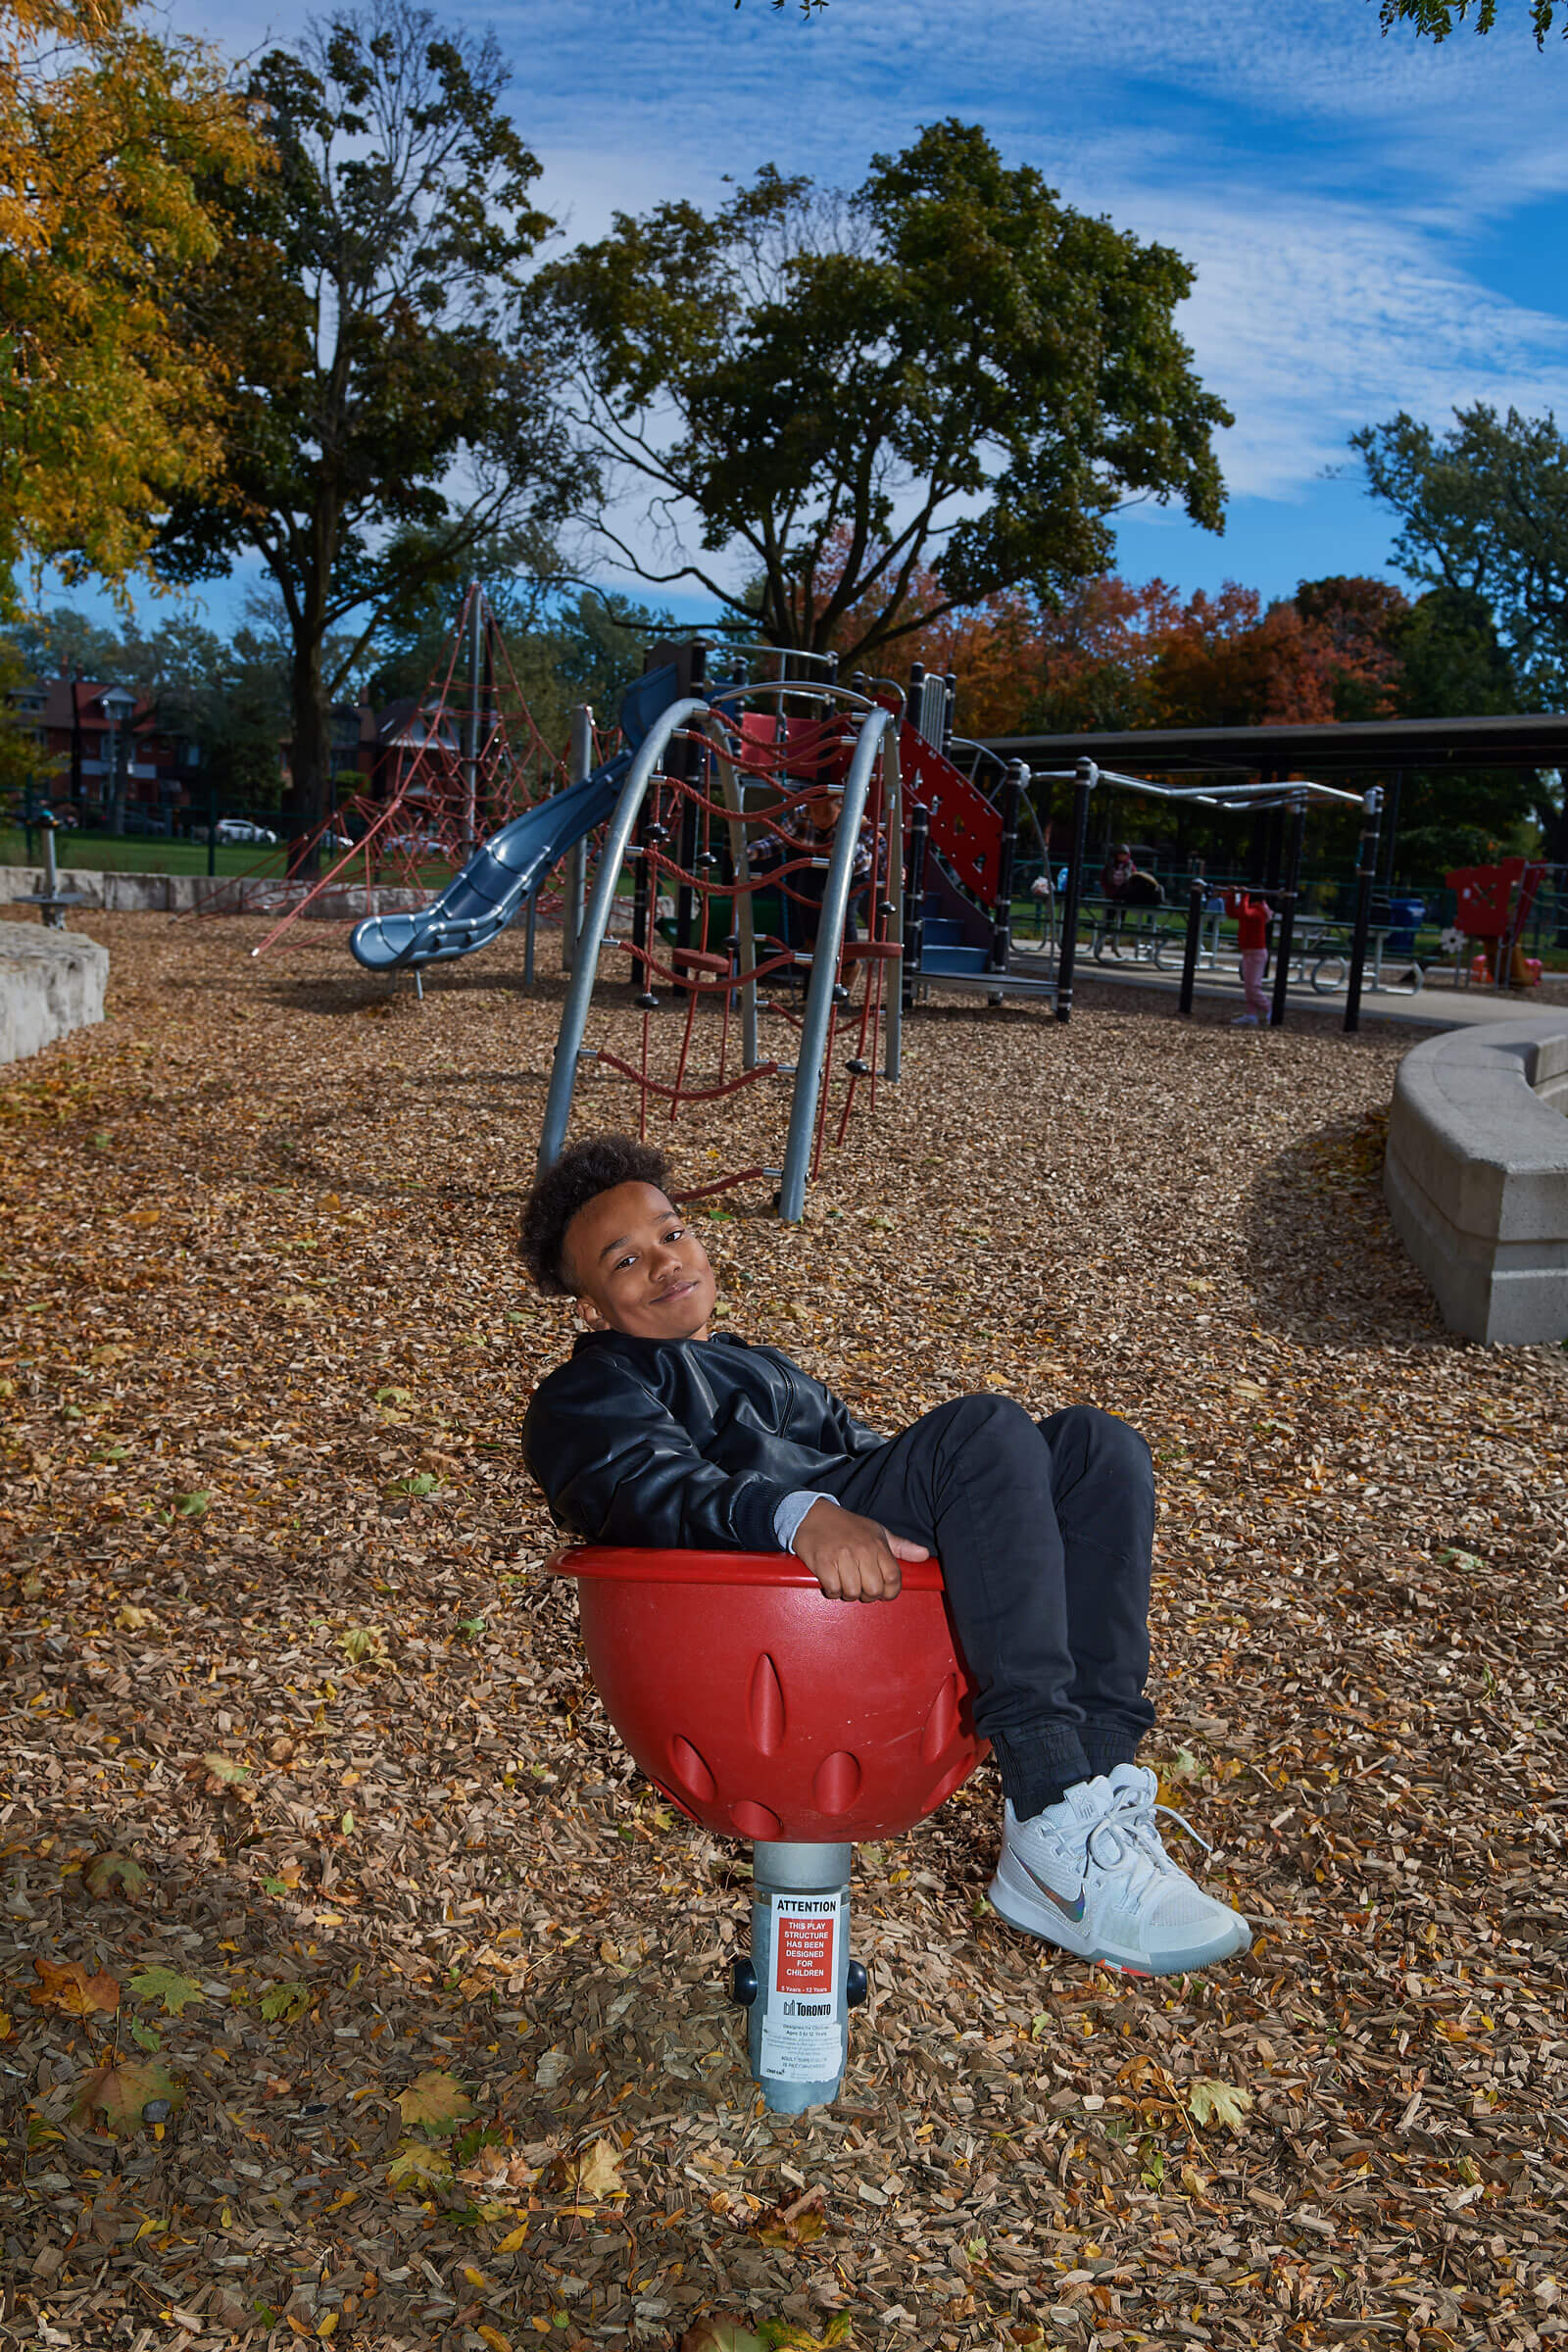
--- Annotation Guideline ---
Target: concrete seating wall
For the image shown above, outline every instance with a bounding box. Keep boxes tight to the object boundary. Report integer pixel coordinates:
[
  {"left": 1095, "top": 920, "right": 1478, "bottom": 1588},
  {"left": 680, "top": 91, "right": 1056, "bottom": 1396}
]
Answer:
[
  {"left": 1384, "top": 1014, "right": 1568, "bottom": 1345},
  {"left": 0, "top": 921, "right": 109, "bottom": 1064},
  {"left": 1, "top": 866, "right": 427, "bottom": 918}
]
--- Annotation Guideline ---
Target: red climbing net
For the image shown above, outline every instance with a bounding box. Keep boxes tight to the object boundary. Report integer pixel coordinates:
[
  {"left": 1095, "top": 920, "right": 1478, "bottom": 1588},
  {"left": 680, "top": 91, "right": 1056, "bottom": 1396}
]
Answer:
[
  {"left": 232, "top": 585, "right": 575, "bottom": 953},
  {"left": 585, "top": 697, "right": 903, "bottom": 1196}
]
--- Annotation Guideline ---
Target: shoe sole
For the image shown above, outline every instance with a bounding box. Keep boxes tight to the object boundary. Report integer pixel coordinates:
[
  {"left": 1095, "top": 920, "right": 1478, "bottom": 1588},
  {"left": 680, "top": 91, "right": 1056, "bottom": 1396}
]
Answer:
[{"left": 988, "top": 1865, "right": 1251, "bottom": 1977}]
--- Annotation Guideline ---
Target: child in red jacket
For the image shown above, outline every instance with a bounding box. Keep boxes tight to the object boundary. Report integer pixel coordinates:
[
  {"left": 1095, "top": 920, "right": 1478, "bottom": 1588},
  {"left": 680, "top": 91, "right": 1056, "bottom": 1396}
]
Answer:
[{"left": 1224, "top": 888, "right": 1271, "bottom": 1024}]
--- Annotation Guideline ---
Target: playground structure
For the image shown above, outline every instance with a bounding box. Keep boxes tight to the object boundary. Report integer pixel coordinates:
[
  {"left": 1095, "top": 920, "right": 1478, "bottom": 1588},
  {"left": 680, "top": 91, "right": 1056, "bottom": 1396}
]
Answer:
[
  {"left": 536, "top": 650, "right": 907, "bottom": 1222},
  {"left": 551, "top": 1541, "right": 987, "bottom": 2112},
  {"left": 229, "top": 584, "right": 577, "bottom": 960}
]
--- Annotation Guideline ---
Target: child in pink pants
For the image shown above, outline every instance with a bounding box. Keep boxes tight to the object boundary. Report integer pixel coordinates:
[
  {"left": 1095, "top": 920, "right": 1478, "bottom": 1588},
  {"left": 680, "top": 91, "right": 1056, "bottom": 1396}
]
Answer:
[{"left": 1224, "top": 888, "right": 1272, "bottom": 1024}]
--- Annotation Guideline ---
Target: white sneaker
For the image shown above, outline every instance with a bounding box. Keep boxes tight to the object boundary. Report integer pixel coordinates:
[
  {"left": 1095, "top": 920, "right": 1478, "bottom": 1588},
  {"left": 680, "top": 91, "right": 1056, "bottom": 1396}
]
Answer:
[
  {"left": 1231, "top": 1012, "right": 1261, "bottom": 1026},
  {"left": 988, "top": 1766, "right": 1251, "bottom": 1976}
]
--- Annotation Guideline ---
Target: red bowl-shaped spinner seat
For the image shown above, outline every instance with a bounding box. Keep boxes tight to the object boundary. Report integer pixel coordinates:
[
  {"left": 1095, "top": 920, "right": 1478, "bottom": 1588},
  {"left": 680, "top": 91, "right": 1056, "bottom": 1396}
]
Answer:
[{"left": 550, "top": 1546, "right": 989, "bottom": 1844}]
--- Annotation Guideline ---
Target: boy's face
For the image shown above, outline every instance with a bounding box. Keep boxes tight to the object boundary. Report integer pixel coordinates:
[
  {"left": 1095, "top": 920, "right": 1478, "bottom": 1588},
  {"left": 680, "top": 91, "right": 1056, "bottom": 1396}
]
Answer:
[{"left": 563, "top": 1182, "right": 716, "bottom": 1343}]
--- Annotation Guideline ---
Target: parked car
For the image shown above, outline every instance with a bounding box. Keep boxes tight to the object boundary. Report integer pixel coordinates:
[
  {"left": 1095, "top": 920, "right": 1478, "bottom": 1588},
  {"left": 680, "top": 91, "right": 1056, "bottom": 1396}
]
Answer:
[{"left": 212, "top": 817, "right": 278, "bottom": 845}]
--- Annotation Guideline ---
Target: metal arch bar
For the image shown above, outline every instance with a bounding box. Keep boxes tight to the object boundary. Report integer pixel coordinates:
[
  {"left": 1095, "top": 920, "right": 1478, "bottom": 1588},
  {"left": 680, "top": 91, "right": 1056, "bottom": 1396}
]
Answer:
[
  {"left": 691, "top": 710, "right": 761, "bottom": 1072},
  {"left": 1030, "top": 765, "right": 1362, "bottom": 810},
  {"left": 537, "top": 697, "right": 711, "bottom": 1174},
  {"left": 777, "top": 705, "right": 894, "bottom": 1224},
  {"left": 707, "top": 681, "right": 878, "bottom": 716},
  {"left": 882, "top": 726, "right": 904, "bottom": 1084}
]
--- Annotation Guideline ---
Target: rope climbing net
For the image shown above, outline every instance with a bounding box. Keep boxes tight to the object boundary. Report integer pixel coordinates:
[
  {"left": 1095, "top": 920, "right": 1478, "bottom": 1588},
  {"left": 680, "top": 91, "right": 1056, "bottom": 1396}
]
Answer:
[
  {"left": 235, "top": 584, "right": 573, "bottom": 954},
  {"left": 541, "top": 683, "right": 906, "bottom": 1220}
]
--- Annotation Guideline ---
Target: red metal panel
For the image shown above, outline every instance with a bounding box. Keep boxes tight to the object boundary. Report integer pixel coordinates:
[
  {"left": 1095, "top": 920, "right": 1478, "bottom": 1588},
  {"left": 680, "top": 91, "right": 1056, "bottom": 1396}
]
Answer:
[{"left": 899, "top": 726, "right": 1004, "bottom": 900}]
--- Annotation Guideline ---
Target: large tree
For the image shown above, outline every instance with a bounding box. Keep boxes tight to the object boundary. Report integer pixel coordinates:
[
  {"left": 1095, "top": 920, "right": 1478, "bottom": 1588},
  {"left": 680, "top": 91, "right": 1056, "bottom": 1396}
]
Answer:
[
  {"left": 0, "top": 0, "right": 261, "bottom": 611},
  {"left": 1351, "top": 403, "right": 1568, "bottom": 858},
  {"left": 151, "top": 0, "right": 589, "bottom": 841},
  {"left": 540, "top": 121, "right": 1229, "bottom": 671},
  {"left": 1350, "top": 406, "right": 1568, "bottom": 702}
]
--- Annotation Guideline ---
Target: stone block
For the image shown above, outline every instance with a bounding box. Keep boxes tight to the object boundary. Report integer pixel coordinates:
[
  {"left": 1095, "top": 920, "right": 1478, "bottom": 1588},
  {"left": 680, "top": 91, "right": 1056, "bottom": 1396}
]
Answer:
[
  {"left": 0, "top": 921, "right": 109, "bottom": 1064},
  {"left": 1384, "top": 1015, "right": 1568, "bottom": 1345}
]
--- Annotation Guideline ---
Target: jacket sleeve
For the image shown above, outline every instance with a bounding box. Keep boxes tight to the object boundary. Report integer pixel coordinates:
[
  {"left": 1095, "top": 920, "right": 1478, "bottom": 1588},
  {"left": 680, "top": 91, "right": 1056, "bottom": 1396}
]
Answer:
[
  {"left": 523, "top": 1368, "right": 789, "bottom": 1552},
  {"left": 779, "top": 1355, "right": 884, "bottom": 1458}
]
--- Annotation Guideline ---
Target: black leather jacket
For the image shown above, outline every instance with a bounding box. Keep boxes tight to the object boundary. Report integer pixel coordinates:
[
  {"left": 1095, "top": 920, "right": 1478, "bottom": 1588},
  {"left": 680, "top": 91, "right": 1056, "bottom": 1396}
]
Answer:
[{"left": 521, "top": 1329, "right": 886, "bottom": 1551}]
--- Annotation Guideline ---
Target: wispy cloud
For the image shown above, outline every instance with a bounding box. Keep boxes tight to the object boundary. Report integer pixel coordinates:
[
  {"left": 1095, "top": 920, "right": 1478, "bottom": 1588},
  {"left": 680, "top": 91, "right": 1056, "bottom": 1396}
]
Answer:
[{"left": 160, "top": 0, "right": 1568, "bottom": 595}]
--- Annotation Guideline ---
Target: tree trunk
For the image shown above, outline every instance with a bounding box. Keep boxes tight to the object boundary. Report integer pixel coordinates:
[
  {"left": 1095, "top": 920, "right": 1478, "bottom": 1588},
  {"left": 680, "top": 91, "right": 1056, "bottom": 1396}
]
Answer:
[
  {"left": 287, "top": 626, "right": 330, "bottom": 877},
  {"left": 69, "top": 671, "right": 84, "bottom": 820}
]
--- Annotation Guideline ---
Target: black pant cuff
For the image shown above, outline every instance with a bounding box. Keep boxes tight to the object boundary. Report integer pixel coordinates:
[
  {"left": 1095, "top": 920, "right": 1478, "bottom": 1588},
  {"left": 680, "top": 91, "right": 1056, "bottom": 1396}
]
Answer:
[
  {"left": 989, "top": 1726, "right": 1093, "bottom": 1822},
  {"left": 1079, "top": 1722, "right": 1145, "bottom": 1779}
]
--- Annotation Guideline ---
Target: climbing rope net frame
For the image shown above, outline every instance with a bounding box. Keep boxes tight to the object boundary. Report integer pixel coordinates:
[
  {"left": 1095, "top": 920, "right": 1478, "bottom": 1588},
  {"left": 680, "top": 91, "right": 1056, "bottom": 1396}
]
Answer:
[
  {"left": 538, "top": 683, "right": 906, "bottom": 1223},
  {"left": 234, "top": 583, "right": 575, "bottom": 956}
]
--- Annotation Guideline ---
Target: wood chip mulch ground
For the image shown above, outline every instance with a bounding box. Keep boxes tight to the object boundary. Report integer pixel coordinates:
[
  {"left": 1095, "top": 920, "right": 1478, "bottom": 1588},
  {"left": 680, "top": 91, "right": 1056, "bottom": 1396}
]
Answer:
[{"left": 2, "top": 912, "right": 1565, "bottom": 2352}]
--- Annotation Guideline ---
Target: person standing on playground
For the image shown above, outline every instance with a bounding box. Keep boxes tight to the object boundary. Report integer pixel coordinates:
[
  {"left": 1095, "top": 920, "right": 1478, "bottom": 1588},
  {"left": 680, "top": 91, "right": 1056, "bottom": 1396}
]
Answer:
[
  {"left": 1224, "top": 885, "right": 1272, "bottom": 1025},
  {"left": 517, "top": 1134, "right": 1251, "bottom": 1980}
]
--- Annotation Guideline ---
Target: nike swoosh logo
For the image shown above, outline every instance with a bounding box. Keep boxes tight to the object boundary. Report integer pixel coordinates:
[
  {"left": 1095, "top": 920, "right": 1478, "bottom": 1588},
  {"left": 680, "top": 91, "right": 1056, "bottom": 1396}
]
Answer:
[{"left": 1020, "top": 1859, "right": 1086, "bottom": 1921}]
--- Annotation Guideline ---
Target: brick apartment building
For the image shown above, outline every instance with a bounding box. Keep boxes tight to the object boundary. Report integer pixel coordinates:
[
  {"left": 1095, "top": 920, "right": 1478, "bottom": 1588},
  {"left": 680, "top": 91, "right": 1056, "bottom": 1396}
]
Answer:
[{"left": 10, "top": 677, "right": 199, "bottom": 827}]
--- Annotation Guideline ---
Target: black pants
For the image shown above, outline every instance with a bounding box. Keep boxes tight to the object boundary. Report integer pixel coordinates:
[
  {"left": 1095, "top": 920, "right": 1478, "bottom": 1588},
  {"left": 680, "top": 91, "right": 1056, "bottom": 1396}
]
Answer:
[{"left": 815, "top": 1397, "right": 1156, "bottom": 1820}]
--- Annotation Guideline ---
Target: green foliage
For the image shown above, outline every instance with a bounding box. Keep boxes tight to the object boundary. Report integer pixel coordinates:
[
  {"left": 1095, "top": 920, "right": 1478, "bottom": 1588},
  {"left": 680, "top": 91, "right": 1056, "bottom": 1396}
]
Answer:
[
  {"left": 1351, "top": 406, "right": 1568, "bottom": 706},
  {"left": 1351, "top": 403, "right": 1567, "bottom": 858},
  {"left": 1376, "top": 0, "right": 1563, "bottom": 43},
  {"left": 542, "top": 121, "right": 1229, "bottom": 667},
  {"left": 0, "top": 0, "right": 264, "bottom": 609},
  {"left": 152, "top": 0, "right": 590, "bottom": 827}
]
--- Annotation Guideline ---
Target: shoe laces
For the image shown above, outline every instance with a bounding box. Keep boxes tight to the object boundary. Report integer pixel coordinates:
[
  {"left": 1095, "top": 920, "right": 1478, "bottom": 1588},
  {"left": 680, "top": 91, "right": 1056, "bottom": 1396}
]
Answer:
[{"left": 1084, "top": 1778, "right": 1211, "bottom": 1891}]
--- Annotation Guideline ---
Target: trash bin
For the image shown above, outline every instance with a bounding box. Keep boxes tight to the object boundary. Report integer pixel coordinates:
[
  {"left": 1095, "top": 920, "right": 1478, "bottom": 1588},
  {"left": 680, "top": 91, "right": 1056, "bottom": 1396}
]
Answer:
[{"left": 1387, "top": 897, "right": 1424, "bottom": 956}]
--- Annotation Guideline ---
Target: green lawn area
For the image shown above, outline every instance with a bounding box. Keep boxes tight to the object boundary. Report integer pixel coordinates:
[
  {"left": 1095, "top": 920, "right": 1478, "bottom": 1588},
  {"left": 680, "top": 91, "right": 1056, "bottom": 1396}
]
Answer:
[{"left": 0, "top": 826, "right": 288, "bottom": 878}]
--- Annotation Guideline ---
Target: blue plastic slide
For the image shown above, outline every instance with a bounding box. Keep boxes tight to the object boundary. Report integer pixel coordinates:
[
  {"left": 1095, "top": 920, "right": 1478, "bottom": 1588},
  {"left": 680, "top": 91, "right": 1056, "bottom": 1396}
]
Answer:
[
  {"left": 348, "top": 663, "right": 686, "bottom": 976},
  {"left": 348, "top": 752, "right": 631, "bottom": 975}
]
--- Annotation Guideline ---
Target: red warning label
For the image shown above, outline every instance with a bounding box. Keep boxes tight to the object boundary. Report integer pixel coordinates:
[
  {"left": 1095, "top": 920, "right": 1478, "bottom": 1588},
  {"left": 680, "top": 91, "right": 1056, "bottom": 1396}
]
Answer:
[{"left": 773, "top": 1900, "right": 837, "bottom": 1996}]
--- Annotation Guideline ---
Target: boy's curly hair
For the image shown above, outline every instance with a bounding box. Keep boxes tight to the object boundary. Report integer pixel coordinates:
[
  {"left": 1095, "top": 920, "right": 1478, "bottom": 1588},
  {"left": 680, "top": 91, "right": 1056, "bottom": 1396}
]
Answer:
[{"left": 519, "top": 1134, "right": 670, "bottom": 1296}]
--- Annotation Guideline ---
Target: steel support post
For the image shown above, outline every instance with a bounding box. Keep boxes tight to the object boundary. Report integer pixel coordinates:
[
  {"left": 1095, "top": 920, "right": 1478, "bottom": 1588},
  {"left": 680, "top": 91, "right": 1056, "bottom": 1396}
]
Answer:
[
  {"left": 736, "top": 1841, "right": 857, "bottom": 2114},
  {"left": 464, "top": 581, "right": 481, "bottom": 855},
  {"left": 1259, "top": 795, "right": 1316, "bottom": 1025},
  {"left": 990, "top": 762, "right": 1024, "bottom": 972},
  {"left": 1344, "top": 786, "right": 1383, "bottom": 1036},
  {"left": 777, "top": 708, "right": 891, "bottom": 1224},
  {"left": 563, "top": 705, "right": 593, "bottom": 976},
  {"left": 1054, "top": 760, "right": 1096, "bottom": 1025},
  {"left": 903, "top": 804, "right": 929, "bottom": 1011},
  {"left": 1268, "top": 795, "right": 1308, "bottom": 1030},
  {"left": 882, "top": 727, "right": 904, "bottom": 1082},
  {"left": 1178, "top": 873, "right": 1205, "bottom": 1016}
]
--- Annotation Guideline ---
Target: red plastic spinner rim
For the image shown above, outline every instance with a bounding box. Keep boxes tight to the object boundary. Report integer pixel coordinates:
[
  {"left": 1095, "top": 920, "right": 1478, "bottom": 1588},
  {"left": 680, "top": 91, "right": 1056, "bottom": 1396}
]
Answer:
[{"left": 545, "top": 1543, "right": 949, "bottom": 1593}]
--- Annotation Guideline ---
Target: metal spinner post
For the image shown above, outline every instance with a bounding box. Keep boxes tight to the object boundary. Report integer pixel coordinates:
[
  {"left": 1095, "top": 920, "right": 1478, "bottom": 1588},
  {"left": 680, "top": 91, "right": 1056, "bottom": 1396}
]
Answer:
[{"left": 728, "top": 1841, "right": 868, "bottom": 2113}]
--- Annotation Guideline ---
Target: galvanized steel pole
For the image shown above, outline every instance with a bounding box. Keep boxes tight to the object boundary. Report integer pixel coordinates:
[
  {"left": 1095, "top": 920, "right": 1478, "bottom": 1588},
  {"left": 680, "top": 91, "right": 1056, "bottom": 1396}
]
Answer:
[
  {"left": 1345, "top": 786, "right": 1383, "bottom": 1036},
  {"left": 777, "top": 706, "right": 892, "bottom": 1224},
  {"left": 537, "top": 700, "right": 710, "bottom": 1173},
  {"left": 1054, "top": 759, "right": 1096, "bottom": 1024},
  {"left": 563, "top": 704, "right": 593, "bottom": 975}
]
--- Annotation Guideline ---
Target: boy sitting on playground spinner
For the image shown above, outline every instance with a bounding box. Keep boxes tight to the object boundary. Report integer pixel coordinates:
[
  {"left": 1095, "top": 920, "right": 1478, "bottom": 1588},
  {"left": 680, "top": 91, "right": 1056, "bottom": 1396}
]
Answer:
[{"left": 519, "top": 1135, "right": 1250, "bottom": 1977}]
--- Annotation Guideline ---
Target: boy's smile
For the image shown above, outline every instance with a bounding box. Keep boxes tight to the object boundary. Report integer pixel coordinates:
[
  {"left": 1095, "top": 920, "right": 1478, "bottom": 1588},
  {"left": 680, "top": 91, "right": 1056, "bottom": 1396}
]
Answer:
[{"left": 563, "top": 1181, "right": 717, "bottom": 1343}]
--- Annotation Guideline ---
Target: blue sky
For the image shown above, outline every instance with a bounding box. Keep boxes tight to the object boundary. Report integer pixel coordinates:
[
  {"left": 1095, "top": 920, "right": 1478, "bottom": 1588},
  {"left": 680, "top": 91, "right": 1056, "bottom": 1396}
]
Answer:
[{"left": 71, "top": 0, "right": 1568, "bottom": 640}]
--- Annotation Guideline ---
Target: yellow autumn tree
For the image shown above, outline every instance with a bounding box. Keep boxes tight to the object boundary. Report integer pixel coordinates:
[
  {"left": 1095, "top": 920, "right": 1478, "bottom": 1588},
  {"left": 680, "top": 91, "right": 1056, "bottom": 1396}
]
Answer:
[{"left": 0, "top": 0, "right": 261, "bottom": 610}]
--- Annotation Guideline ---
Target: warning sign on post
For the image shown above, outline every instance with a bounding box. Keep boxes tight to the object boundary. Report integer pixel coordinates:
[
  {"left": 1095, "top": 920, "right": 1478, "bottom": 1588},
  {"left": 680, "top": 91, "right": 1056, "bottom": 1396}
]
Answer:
[{"left": 759, "top": 1889, "right": 847, "bottom": 2084}]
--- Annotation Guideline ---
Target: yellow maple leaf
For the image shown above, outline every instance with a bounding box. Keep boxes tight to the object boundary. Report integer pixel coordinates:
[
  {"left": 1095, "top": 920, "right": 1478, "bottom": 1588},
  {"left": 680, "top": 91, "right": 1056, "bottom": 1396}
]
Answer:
[
  {"left": 569, "top": 2136, "right": 627, "bottom": 2201},
  {"left": 397, "top": 2069, "right": 473, "bottom": 2132},
  {"left": 386, "top": 2140, "right": 453, "bottom": 2189}
]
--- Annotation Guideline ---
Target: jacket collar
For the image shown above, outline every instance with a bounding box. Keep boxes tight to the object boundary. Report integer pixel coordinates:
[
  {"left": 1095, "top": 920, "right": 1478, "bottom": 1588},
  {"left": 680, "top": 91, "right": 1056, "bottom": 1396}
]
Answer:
[{"left": 569, "top": 1326, "right": 749, "bottom": 1358}]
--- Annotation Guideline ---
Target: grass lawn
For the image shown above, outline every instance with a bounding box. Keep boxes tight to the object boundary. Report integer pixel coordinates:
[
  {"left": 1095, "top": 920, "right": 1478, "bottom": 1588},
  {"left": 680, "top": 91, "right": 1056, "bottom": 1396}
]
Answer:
[{"left": 0, "top": 825, "right": 286, "bottom": 879}]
